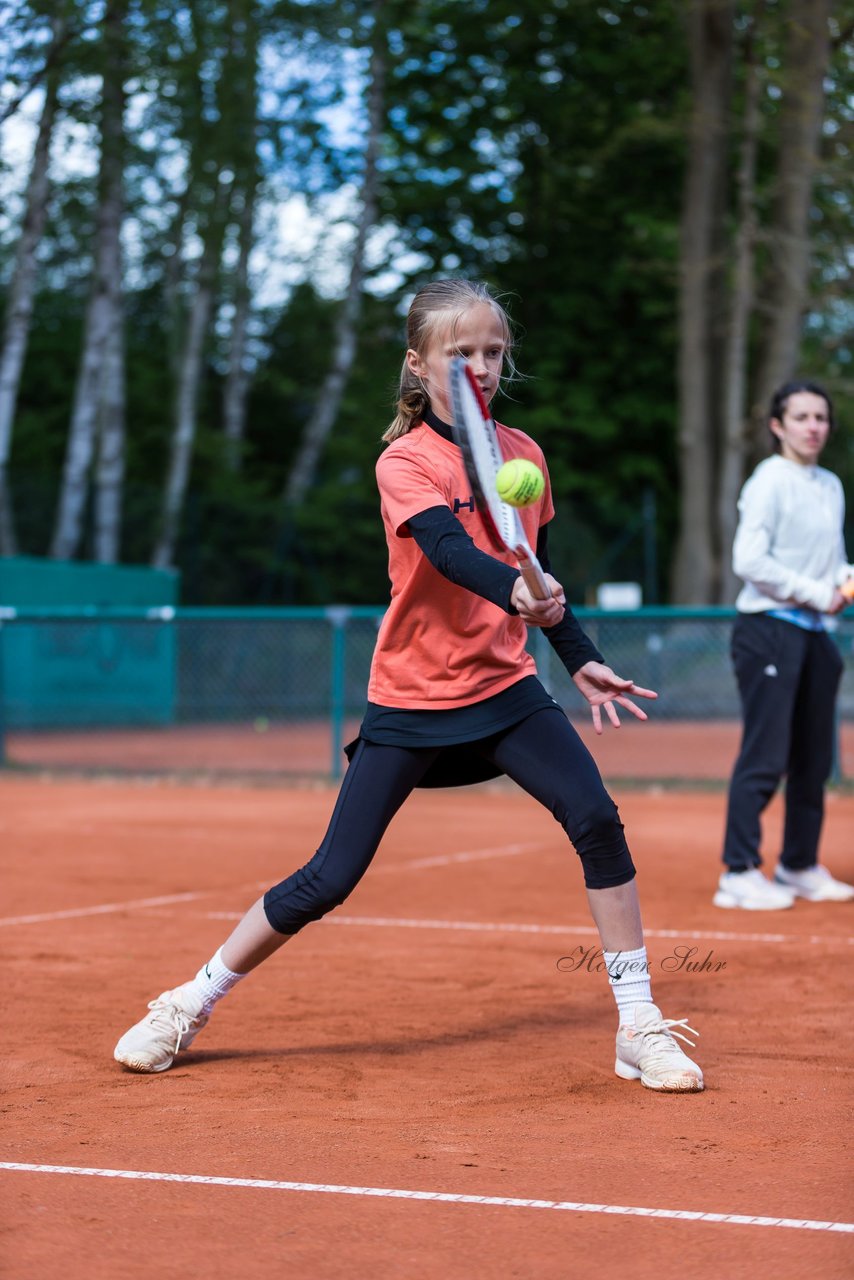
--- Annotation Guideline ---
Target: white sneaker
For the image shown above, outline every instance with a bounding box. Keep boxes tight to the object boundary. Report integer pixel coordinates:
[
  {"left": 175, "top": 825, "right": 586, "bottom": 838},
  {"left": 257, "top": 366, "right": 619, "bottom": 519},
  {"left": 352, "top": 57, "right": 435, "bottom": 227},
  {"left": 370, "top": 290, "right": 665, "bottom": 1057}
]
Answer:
[
  {"left": 774, "top": 864, "right": 854, "bottom": 903},
  {"left": 615, "top": 1003, "right": 704, "bottom": 1092},
  {"left": 114, "top": 984, "right": 209, "bottom": 1073},
  {"left": 713, "top": 868, "right": 795, "bottom": 911}
]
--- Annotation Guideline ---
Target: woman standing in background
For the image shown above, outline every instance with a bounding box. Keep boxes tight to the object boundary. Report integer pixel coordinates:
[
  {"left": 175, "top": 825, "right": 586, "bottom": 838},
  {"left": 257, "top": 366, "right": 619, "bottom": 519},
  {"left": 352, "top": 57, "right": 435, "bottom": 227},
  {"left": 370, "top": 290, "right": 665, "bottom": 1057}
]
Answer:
[{"left": 714, "top": 380, "right": 854, "bottom": 911}]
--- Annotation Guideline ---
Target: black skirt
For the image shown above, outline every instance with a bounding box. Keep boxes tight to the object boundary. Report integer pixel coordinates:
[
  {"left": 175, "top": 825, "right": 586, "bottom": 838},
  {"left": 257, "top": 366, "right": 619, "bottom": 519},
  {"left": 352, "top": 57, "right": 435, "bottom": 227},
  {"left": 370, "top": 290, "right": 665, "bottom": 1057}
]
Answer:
[{"left": 345, "top": 675, "right": 564, "bottom": 788}]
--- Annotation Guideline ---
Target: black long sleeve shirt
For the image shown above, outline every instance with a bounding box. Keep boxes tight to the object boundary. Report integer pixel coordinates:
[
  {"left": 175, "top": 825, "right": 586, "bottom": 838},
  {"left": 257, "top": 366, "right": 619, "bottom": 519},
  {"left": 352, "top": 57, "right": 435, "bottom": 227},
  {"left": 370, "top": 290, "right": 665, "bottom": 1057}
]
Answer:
[{"left": 407, "top": 409, "right": 602, "bottom": 677}]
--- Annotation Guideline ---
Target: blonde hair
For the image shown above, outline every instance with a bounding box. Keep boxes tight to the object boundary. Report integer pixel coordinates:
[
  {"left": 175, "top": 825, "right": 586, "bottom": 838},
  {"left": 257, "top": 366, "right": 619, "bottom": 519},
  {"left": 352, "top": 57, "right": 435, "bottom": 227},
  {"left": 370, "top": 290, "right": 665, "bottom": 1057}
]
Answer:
[{"left": 383, "top": 279, "right": 515, "bottom": 443}]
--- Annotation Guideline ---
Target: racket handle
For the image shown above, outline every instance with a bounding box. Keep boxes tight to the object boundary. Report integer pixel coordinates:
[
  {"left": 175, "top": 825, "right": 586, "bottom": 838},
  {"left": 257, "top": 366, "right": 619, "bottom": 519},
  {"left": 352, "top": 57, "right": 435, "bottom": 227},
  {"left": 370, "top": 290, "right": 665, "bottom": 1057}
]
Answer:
[{"left": 516, "top": 548, "right": 550, "bottom": 601}]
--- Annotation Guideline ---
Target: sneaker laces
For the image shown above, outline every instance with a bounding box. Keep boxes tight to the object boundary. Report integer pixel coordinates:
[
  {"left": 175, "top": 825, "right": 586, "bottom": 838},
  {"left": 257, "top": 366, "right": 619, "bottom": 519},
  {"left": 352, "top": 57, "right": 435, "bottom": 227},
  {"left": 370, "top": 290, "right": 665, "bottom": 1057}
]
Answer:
[
  {"left": 638, "top": 1015, "right": 698, "bottom": 1052},
  {"left": 146, "top": 996, "right": 197, "bottom": 1055}
]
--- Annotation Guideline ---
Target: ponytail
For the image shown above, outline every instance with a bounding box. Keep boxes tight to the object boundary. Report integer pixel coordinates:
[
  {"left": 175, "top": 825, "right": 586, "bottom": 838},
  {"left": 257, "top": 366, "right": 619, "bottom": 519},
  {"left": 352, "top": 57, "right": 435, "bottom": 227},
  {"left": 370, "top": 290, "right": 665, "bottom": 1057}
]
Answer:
[{"left": 383, "top": 363, "right": 428, "bottom": 443}]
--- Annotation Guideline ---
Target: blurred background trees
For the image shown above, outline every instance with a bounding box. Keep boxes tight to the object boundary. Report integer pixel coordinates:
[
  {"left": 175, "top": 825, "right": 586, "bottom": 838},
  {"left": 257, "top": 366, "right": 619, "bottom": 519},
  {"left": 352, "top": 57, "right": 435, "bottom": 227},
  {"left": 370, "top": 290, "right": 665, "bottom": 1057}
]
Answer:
[{"left": 0, "top": 0, "right": 851, "bottom": 605}]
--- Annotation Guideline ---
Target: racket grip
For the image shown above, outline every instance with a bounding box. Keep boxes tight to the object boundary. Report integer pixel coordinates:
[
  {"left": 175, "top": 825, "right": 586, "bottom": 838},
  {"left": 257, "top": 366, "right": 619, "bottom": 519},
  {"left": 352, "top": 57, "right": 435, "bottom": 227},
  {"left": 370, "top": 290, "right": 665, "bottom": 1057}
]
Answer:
[{"left": 516, "top": 550, "right": 550, "bottom": 601}]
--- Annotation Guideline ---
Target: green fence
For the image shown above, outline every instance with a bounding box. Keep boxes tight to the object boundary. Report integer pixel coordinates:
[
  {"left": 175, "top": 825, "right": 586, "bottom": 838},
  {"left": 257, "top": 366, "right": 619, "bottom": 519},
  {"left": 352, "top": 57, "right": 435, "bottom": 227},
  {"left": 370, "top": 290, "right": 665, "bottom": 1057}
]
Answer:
[
  {"left": 0, "top": 557, "right": 179, "bottom": 731},
  {"left": 0, "top": 606, "right": 851, "bottom": 782},
  {"left": 0, "top": 556, "right": 178, "bottom": 608}
]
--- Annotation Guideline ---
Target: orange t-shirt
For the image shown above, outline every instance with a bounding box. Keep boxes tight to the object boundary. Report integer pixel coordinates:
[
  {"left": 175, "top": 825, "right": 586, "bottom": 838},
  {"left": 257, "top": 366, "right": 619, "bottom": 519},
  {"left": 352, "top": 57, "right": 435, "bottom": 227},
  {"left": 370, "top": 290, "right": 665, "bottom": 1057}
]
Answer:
[{"left": 367, "top": 421, "right": 555, "bottom": 709}]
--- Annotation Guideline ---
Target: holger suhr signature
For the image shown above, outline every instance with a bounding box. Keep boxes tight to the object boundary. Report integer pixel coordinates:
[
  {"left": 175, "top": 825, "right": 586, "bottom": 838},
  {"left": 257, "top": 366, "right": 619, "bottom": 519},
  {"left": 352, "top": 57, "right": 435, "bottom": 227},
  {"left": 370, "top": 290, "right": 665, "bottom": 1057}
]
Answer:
[{"left": 556, "top": 945, "right": 727, "bottom": 976}]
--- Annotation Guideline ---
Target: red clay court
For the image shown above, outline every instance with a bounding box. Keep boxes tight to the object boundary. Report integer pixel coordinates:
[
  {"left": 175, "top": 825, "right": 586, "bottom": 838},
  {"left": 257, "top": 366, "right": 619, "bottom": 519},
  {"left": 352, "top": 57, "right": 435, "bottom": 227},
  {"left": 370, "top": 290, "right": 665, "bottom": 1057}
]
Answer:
[
  {"left": 2, "top": 765, "right": 853, "bottom": 1278},
  {"left": 5, "top": 714, "right": 854, "bottom": 781}
]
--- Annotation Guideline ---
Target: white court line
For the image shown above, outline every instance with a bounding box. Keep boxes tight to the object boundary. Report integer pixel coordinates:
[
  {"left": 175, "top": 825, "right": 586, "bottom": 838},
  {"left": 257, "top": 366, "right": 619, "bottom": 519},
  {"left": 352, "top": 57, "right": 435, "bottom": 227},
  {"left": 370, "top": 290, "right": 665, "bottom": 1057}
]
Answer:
[
  {"left": 1, "top": 892, "right": 851, "bottom": 947},
  {"left": 0, "top": 891, "right": 209, "bottom": 927},
  {"left": 323, "top": 916, "right": 854, "bottom": 947},
  {"left": 2, "top": 864, "right": 851, "bottom": 950},
  {"left": 0, "top": 1163, "right": 851, "bottom": 1234},
  {"left": 201, "top": 911, "right": 854, "bottom": 948},
  {"left": 372, "top": 842, "right": 543, "bottom": 871},
  {"left": 0, "top": 843, "right": 540, "bottom": 929}
]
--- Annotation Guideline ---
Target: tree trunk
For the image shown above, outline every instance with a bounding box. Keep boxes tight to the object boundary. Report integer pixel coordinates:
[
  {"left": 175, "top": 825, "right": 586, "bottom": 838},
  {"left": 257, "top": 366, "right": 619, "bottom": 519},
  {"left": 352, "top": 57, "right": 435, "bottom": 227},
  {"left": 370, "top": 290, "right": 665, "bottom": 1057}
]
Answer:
[
  {"left": 671, "top": 0, "right": 733, "bottom": 605},
  {"left": 282, "top": 10, "right": 386, "bottom": 508},
  {"left": 152, "top": 180, "right": 231, "bottom": 569},
  {"left": 0, "top": 12, "right": 65, "bottom": 555},
  {"left": 223, "top": 185, "right": 257, "bottom": 472},
  {"left": 0, "top": 12, "right": 75, "bottom": 128},
  {"left": 716, "top": 4, "right": 764, "bottom": 604},
  {"left": 92, "top": 0, "right": 128, "bottom": 565},
  {"left": 748, "top": 0, "right": 831, "bottom": 460},
  {"left": 162, "top": 185, "right": 191, "bottom": 383},
  {"left": 222, "top": 0, "right": 259, "bottom": 473},
  {"left": 50, "top": 0, "right": 127, "bottom": 561},
  {"left": 94, "top": 320, "right": 126, "bottom": 562}
]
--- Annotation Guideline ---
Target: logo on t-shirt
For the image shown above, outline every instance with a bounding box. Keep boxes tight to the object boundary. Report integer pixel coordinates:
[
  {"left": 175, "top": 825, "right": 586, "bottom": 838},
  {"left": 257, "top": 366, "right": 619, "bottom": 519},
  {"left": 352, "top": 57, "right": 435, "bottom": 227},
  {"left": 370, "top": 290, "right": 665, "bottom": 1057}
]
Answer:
[{"left": 453, "top": 495, "right": 475, "bottom": 514}]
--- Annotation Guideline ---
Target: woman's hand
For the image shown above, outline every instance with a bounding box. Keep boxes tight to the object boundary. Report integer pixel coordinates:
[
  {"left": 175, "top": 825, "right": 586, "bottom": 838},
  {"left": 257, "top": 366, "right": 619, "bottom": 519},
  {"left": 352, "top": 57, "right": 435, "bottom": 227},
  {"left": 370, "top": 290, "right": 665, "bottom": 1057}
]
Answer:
[
  {"left": 511, "top": 574, "right": 565, "bottom": 628},
  {"left": 572, "top": 660, "right": 658, "bottom": 734}
]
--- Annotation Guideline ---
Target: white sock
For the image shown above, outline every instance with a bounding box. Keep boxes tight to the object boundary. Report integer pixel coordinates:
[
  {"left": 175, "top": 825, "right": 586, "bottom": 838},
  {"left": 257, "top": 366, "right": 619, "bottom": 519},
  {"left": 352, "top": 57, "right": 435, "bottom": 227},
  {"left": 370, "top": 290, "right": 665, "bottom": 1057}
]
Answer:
[
  {"left": 604, "top": 947, "right": 652, "bottom": 1026},
  {"left": 189, "top": 947, "right": 247, "bottom": 1016}
]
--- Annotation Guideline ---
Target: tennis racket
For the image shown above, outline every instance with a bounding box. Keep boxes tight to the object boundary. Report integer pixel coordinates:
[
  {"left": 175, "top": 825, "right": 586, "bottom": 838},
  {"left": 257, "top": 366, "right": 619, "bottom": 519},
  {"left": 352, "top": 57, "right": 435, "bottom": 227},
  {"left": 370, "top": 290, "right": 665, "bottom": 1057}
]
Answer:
[{"left": 448, "top": 357, "right": 550, "bottom": 600}]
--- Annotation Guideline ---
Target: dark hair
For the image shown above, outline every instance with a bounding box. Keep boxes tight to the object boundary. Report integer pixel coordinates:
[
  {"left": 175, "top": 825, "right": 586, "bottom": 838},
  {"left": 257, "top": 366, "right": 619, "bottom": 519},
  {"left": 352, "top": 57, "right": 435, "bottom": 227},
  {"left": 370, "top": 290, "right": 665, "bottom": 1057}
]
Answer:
[{"left": 768, "top": 380, "right": 835, "bottom": 450}]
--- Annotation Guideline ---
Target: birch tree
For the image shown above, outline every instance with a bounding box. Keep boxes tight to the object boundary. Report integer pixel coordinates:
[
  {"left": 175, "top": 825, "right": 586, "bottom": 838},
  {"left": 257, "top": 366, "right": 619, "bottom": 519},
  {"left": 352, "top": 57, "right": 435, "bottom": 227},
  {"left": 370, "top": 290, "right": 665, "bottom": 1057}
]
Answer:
[
  {"left": 149, "top": 0, "right": 239, "bottom": 568},
  {"left": 0, "top": 0, "right": 75, "bottom": 129},
  {"left": 151, "top": 175, "right": 232, "bottom": 569},
  {"left": 0, "top": 9, "right": 66, "bottom": 555},
  {"left": 150, "top": 0, "right": 348, "bottom": 568},
  {"left": 283, "top": 4, "right": 386, "bottom": 507},
  {"left": 222, "top": 185, "right": 256, "bottom": 472},
  {"left": 93, "top": 314, "right": 126, "bottom": 562},
  {"left": 676, "top": 0, "right": 835, "bottom": 603},
  {"left": 50, "top": 0, "right": 127, "bottom": 560},
  {"left": 222, "top": 0, "right": 260, "bottom": 473}
]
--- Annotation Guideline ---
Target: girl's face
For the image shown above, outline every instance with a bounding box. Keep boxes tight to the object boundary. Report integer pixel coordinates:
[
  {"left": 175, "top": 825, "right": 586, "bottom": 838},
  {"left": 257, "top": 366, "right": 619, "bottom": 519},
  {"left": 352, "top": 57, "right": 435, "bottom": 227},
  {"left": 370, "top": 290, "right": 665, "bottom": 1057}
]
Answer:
[
  {"left": 771, "top": 391, "right": 831, "bottom": 466},
  {"left": 406, "top": 302, "right": 507, "bottom": 422}
]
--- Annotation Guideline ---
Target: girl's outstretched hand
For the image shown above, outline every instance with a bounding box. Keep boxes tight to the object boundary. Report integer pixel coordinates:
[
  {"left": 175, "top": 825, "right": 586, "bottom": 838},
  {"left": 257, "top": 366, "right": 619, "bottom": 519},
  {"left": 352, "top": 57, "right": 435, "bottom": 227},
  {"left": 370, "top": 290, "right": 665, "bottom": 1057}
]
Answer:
[{"left": 571, "top": 660, "right": 658, "bottom": 734}]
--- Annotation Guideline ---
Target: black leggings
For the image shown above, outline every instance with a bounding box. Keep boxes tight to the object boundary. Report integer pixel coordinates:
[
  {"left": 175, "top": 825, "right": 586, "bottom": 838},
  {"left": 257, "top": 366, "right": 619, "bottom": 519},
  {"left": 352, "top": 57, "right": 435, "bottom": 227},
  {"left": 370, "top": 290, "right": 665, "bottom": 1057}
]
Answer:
[{"left": 263, "top": 707, "right": 636, "bottom": 935}]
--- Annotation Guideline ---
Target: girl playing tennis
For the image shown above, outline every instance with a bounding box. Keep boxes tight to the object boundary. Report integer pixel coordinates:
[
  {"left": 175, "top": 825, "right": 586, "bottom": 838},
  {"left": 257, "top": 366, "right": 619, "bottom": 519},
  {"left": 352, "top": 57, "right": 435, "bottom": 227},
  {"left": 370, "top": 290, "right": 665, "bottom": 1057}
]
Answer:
[{"left": 115, "top": 279, "right": 704, "bottom": 1093}]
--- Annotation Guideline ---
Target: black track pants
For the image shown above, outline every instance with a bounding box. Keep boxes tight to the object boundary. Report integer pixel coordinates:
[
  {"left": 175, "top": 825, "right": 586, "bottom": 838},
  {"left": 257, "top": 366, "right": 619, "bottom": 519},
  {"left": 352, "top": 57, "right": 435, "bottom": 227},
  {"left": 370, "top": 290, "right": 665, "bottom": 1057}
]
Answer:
[{"left": 722, "top": 614, "right": 843, "bottom": 871}]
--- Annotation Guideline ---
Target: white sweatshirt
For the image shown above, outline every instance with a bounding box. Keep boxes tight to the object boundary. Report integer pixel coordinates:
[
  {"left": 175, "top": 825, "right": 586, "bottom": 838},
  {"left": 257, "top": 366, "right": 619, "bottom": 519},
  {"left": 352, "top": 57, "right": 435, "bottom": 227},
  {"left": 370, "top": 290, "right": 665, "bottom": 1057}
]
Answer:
[{"left": 733, "top": 454, "right": 853, "bottom": 614}]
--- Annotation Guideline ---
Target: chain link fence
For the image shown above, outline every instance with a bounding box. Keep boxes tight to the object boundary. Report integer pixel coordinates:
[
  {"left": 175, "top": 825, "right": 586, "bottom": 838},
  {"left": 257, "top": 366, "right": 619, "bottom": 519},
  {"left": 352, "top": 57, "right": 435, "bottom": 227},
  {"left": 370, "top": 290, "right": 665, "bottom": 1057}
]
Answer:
[{"left": 1, "top": 606, "right": 852, "bottom": 783}]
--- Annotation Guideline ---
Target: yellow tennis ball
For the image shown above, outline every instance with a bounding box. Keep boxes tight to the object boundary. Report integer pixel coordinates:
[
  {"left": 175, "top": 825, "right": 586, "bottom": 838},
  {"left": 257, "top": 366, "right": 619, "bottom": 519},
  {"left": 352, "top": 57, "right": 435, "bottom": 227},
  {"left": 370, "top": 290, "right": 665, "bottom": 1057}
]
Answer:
[{"left": 496, "top": 458, "right": 545, "bottom": 507}]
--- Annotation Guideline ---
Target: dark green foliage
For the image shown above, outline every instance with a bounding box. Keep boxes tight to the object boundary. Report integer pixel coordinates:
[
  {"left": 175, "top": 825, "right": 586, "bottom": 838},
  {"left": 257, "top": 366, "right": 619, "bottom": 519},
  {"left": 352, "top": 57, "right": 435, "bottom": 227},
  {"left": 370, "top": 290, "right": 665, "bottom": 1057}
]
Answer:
[
  {"left": 376, "top": 0, "right": 689, "bottom": 601},
  {"left": 1, "top": 0, "right": 851, "bottom": 600}
]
